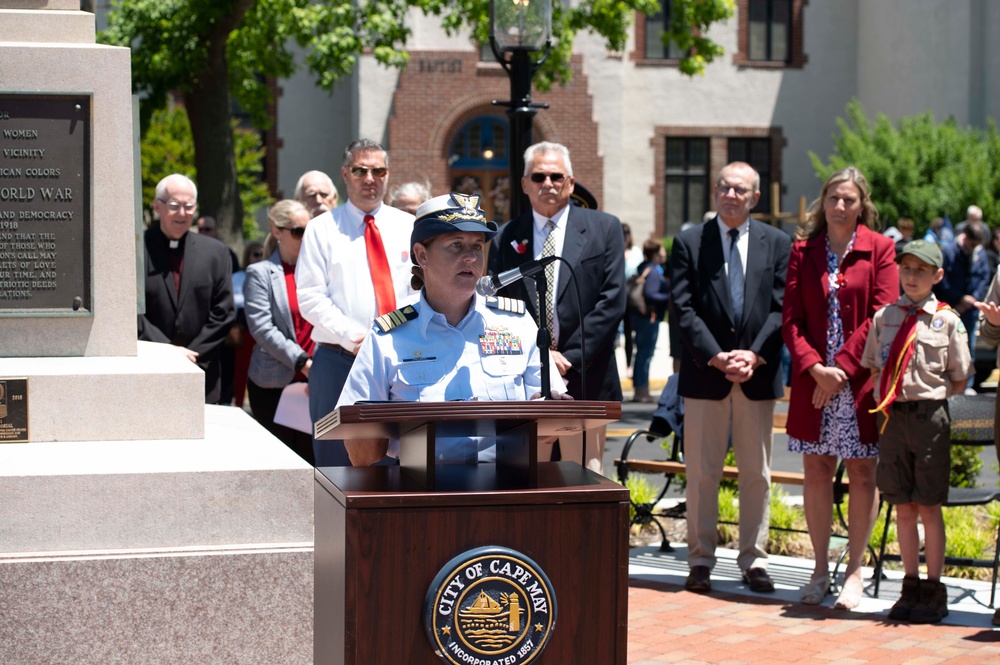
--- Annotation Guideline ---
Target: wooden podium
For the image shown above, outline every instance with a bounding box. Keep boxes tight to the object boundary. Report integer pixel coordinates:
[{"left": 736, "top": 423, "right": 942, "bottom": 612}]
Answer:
[{"left": 313, "top": 401, "right": 629, "bottom": 665}]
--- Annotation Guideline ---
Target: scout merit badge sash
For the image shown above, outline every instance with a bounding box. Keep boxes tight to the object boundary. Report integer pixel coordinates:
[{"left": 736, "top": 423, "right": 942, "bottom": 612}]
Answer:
[{"left": 870, "top": 302, "right": 951, "bottom": 433}]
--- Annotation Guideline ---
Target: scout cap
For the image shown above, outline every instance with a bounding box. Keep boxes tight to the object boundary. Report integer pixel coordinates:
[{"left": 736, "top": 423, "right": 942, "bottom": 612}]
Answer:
[
  {"left": 897, "top": 239, "right": 943, "bottom": 269},
  {"left": 410, "top": 192, "right": 498, "bottom": 257}
]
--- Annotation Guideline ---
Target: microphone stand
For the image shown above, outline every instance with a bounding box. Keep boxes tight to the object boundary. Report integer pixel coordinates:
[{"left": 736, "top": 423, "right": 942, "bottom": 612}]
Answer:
[{"left": 533, "top": 269, "right": 552, "bottom": 400}]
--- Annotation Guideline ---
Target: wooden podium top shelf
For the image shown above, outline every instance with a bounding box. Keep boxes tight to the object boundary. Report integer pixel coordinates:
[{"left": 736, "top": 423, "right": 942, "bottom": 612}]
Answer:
[{"left": 315, "top": 400, "right": 622, "bottom": 440}]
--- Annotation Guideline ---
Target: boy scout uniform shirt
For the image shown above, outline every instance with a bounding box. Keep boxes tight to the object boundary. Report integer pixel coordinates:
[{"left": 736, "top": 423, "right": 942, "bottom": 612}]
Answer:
[
  {"left": 861, "top": 293, "right": 972, "bottom": 402},
  {"left": 336, "top": 291, "right": 565, "bottom": 463}
]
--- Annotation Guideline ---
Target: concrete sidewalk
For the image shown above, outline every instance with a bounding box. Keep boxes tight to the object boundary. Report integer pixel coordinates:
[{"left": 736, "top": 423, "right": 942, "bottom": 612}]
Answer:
[{"left": 627, "top": 546, "right": 1000, "bottom": 663}]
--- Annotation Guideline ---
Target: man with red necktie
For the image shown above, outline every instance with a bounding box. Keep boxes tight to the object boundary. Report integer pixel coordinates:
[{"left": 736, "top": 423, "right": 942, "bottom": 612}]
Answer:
[{"left": 296, "top": 139, "right": 415, "bottom": 466}]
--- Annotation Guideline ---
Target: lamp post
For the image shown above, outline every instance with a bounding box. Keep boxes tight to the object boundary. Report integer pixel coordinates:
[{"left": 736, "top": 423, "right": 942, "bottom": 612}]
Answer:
[{"left": 490, "top": 0, "right": 551, "bottom": 221}]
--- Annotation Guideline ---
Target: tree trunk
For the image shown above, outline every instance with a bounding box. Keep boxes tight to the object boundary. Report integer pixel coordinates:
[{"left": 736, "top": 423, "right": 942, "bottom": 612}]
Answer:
[{"left": 182, "top": 1, "right": 254, "bottom": 257}]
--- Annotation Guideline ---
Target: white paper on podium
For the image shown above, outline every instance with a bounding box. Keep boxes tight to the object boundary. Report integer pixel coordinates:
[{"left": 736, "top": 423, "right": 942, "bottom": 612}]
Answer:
[{"left": 273, "top": 382, "right": 312, "bottom": 434}]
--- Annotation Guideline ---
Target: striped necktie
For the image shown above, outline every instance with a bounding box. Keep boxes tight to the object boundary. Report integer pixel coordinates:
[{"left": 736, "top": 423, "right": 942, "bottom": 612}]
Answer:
[{"left": 539, "top": 220, "right": 557, "bottom": 340}]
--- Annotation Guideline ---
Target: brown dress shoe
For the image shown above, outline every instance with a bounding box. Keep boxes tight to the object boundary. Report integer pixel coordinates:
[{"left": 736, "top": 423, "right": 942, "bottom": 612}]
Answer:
[
  {"left": 685, "top": 565, "right": 712, "bottom": 592},
  {"left": 742, "top": 567, "right": 775, "bottom": 593}
]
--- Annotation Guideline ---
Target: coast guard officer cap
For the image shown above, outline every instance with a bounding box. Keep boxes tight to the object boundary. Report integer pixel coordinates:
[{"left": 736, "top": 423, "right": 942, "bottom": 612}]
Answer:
[{"left": 410, "top": 192, "right": 499, "bottom": 261}]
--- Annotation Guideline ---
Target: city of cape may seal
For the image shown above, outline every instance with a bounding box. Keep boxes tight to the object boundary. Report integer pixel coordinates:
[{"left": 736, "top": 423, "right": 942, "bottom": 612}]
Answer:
[{"left": 424, "top": 546, "right": 557, "bottom": 665}]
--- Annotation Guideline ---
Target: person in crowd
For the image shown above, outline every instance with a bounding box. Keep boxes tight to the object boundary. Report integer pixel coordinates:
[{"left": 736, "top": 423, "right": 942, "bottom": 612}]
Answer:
[
  {"left": 631, "top": 239, "right": 669, "bottom": 403},
  {"left": 974, "top": 271, "right": 1000, "bottom": 627},
  {"left": 338, "top": 192, "right": 568, "bottom": 466},
  {"left": 296, "top": 139, "right": 415, "bottom": 466},
  {"left": 138, "top": 174, "right": 235, "bottom": 404},
  {"left": 197, "top": 214, "right": 241, "bottom": 404},
  {"left": 295, "top": 170, "right": 339, "bottom": 218},
  {"left": 197, "top": 215, "right": 240, "bottom": 273},
  {"left": 621, "top": 222, "right": 642, "bottom": 375},
  {"left": 669, "top": 162, "right": 790, "bottom": 595},
  {"left": 244, "top": 200, "right": 316, "bottom": 464},
  {"left": 390, "top": 181, "right": 432, "bottom": 216},
  {"left": 488, "top": 141, "right": 625, "bottom": 472},
  {"left": 894, "top": 217, "right": 915, "bottom": 257},
  {"left": 986, "top": 225, "right": 1000, "bottom": 285},
  {"left": 864, "top": 240, "right": 971, "bottom": 623},
  {"left": 231, "top": 239, "right": 266, "bottom": 408},
  {"left": 935, "top": 218, "right": 989, "bottom": 392},
  {"left": 782, "top": 167, "right": 899, "bottom": 609}
]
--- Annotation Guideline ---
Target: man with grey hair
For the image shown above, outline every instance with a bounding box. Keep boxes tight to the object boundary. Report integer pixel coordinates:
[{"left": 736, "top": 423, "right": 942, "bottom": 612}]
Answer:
[
  {"left": 390, "top": 181, "right": 431, "bottom": 216},
  {"left": 138, "top": 173, "right": 235, "bottom": 403},
  {"left": 296, "top": 139, "right": 415, "bottom": 465},
  {"left": 488, "top": 141, "right": 626, "bottom": 472},
  {"left": 295, "top": 170, "right": 339, "bottom": 218}
]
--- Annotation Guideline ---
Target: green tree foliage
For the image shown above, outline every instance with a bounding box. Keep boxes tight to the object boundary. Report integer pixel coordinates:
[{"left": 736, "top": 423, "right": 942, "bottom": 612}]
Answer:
[
  {"left": 100, "top": 0, "right": 732, "bottom": 249},
  {"left": 811, "top": 100, "right": 1000, "bottom": 235},
  {"left": 140, "top": 106, "right": 271, "bottom": 239}
]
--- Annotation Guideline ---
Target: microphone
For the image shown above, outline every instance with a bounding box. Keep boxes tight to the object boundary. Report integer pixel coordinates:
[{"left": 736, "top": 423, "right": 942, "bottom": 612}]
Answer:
[{"left": 476, "top": 256, "right": 559, "bottom": 297}]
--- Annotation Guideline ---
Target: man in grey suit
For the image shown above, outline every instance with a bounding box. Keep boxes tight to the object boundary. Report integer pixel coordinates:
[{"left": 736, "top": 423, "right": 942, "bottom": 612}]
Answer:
[
  {"left": 488, "top": 141, "right": 626, "bottom": 471},
  {"left": 669, "top": 162, "right": 791, "bottom": 594}
]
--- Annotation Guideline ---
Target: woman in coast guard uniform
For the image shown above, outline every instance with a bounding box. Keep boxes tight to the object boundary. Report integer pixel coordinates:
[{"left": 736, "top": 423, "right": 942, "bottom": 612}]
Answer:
[{"left": 337, "top": 192, "right": 569, "bottom": 465}]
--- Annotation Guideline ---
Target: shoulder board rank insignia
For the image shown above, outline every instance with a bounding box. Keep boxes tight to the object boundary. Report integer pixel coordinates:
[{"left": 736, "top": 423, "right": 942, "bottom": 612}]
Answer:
[
  {"left": 485, "top": 296, "right": 525, "bottom": 315},
  {"left": 373, "top": 305, "right": 418, "bottom": 333}
]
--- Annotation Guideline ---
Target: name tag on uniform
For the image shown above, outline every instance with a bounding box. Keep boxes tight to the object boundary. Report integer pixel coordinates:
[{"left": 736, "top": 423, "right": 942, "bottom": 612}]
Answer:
[{"left": 479, "top": 331, "right": 523, "bottom": 356}]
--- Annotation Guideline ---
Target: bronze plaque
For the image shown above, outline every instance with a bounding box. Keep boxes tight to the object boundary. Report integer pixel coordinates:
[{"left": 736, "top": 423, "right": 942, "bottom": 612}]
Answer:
[
  {"left": 0, "top": 377, "right": 28, "bottom": 442},
  {"left": 0, "top": 93, "right": 91, "bottom": 315}
]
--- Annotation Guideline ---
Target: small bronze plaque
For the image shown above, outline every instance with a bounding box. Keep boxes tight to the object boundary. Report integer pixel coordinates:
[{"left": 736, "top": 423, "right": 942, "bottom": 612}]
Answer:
[{"left": 0, "top": 377, "right": 28, "bottom": 442}]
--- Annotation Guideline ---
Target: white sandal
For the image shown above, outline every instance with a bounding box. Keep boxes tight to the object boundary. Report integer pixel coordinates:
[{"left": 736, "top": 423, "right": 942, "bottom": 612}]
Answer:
[{"left": 800, "top": 575, "right": 831, "bottom": 605}]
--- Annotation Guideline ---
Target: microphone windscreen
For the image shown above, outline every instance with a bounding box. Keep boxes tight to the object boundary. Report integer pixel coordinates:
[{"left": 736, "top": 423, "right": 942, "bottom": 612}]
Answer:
[{"left": 475, "top": 276, "right": 498, "bottom": 297}]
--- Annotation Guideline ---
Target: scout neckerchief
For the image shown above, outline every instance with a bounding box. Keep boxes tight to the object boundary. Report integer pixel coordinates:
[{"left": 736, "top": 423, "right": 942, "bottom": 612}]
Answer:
[{"left": 869, "top": 300, "right": 951, "bottom": 432}]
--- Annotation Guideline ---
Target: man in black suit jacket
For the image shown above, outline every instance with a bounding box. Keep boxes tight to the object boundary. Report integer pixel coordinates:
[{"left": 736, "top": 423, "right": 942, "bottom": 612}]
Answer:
[
  {"left": 489, "top": 142, "right": 626, "bottom": 471},
  {"left": 138, "top": 174, "right": 235, "bottom": 403},
  {"left": 669, "top": 162, "right": 790, "bottom": 594}
]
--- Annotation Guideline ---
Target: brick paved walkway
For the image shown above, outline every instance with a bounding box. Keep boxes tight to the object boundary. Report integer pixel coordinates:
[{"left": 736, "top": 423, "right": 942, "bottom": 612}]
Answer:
[{"left": 627, "top": 578, "right": 1000, "bottom": 664}]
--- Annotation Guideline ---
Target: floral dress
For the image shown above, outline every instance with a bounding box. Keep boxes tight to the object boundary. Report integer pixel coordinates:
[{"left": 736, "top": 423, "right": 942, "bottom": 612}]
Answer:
[{"left": 788, "top": 233, "right": 878, "bottom": 459}]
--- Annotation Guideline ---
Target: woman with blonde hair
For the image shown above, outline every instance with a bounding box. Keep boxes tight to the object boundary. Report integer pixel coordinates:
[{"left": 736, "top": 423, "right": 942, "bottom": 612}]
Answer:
[
  {"left": 243, "top": 199, "right": 315, "bottom": 464},
  {"left": 783, "top": 167, "right": 899, "bottom": 608}
]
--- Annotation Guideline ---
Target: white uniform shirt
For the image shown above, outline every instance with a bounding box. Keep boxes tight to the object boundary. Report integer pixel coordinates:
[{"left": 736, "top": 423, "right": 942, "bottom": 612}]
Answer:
[
  {"left": 295, "top": 200, "right": 415, "bottom": 346},
  {"left": 337, "top": 291, "right": 565, "bottom": 463}
]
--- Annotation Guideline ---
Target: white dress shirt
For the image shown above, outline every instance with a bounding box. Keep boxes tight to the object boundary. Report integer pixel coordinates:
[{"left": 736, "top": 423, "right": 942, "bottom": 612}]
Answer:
[
  {"left": 718, "top": 216, "right": 749, "bottom": 280},
  {"left": 296, "top": 200, "right": 416, "bottom": 346},
  {"left": 531, "top": 204, "right": 570, "bottom": 342}
]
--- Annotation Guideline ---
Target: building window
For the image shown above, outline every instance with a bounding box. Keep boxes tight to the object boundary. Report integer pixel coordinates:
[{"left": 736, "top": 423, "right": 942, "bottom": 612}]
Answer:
[
  {"left": 653, "top": 127, "right": 785, "bottom": 238},
  {"left": 728, "top": 138, "right": 772, "bottom": 214},
  {"left": 449, "top": 117, "right": 508, "bottom": 168},
  {"left": 734, "top": 0, "right": 807, "bottom": 69},
  {"left": 633, "top": 1, "right": 686, "bottom": 64},
  {"left": 664, "top": 138, "right": 710, "bottom": 236}
]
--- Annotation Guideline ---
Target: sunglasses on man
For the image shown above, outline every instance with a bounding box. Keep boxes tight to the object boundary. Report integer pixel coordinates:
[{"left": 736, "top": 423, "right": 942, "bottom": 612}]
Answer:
[
  {"left": 350, "top": 166, "right": 388, "bottom": 179},
  {"left": 529, "top": 172, "right": 566, "bottom": 184}
]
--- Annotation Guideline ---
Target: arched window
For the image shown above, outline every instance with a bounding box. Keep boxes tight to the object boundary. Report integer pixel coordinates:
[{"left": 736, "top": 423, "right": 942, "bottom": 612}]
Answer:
[{"left": 449, "top": 117, "right": 509, "bottom": 169}]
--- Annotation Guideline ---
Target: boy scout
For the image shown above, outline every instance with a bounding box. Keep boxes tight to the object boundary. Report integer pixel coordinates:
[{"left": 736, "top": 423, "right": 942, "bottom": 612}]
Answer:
[{"left": 862, "top": 239, "right": 972, "bottom": 624}]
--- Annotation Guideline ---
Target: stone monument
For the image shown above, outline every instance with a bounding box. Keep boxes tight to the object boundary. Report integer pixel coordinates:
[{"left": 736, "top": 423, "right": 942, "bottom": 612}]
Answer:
[{"left": 0, "top": 3, "right": 313, "bottom": 662}]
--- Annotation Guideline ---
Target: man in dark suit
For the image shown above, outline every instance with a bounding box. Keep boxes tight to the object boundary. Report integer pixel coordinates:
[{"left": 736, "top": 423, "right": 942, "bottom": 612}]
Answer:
[
  {"left": 669, "top": 162, "right": 790, "bottom": 594},
  {"left": 488, "top": 141, "right": 626, "bottom": 471},
  {"left": 138, "top": 174, "right": 235, "bottom": 403}
]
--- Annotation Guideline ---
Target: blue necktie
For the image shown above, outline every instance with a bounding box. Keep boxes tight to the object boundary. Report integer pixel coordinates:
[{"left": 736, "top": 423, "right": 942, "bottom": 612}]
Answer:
[{"left": 728, "top": 228, "right": 744, "bottom": 332}]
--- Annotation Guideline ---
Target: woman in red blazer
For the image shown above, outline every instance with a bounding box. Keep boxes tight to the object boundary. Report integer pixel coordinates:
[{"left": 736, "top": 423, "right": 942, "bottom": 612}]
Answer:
[{"left": 782, "top": 167, "right": 899, "bottom": 609}]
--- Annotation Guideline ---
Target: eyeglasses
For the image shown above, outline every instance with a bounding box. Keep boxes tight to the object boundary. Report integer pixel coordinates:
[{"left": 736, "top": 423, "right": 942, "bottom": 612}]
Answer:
[
  {"left": 158, "top": 199, "right": 198, "bottom": 213},
  {"left": 718, "top": 184, "right": 752, "bottom": 197},
  {"left": 350, "top": 166, "right": 388, "bottom": 179},
  {"left": 251, "top": 251, "right": 265, "bottom": 258},
  {"left": 529, "top": 172, "right": 566, "bottom": 184},
  {"left": 285, "top": 227, "right": 307, "bottom": 239}
]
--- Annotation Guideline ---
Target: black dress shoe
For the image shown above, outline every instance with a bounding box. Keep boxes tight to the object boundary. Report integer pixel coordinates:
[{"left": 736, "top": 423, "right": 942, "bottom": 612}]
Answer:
[
  {"left": 742, "top": 567, "right": 775, "bottom": 593},
  {"left": 685, "top": 565, "right": 712, "bottom": 592}
]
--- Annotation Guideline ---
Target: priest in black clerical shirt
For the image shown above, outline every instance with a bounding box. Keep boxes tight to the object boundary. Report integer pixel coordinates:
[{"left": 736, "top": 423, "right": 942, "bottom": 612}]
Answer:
[{"left": 138, "top": 173, "right": 235, "bottom": 403}]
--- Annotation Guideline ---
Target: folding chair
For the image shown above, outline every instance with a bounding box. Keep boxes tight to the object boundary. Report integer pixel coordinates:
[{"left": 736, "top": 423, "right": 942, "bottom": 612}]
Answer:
[{"left": 872, "top": 393, "right": 1000, "bottom": 607}]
